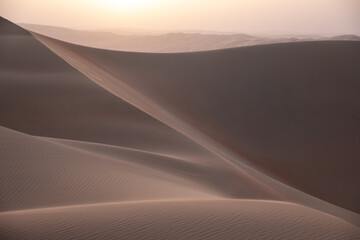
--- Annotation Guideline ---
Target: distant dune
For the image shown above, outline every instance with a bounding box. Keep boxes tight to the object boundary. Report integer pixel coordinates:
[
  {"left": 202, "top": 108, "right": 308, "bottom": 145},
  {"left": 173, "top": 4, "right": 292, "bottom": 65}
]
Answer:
[
  {"left": 21, "top": 23, "right": 360, "bottom": 53},
  {"left": 1, "top": 17, "right": 360, "bottom": 239}
]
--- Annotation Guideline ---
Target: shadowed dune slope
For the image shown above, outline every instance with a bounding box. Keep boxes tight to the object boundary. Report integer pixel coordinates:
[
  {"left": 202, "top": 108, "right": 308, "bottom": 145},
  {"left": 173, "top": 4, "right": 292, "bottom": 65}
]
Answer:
[
  {"left": 1, "top": 200, "right": 359, "bottom": 240},
  {"left": 0, "top": 17, "right": 213, "bottom": 156},
  {"left": 35, "top": 32, "right": 360, "bottom": 214}
]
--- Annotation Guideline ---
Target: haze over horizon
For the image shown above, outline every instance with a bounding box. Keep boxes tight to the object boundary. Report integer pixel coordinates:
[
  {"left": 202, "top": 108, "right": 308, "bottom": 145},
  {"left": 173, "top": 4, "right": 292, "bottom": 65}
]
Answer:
[{"left": 1, "top": 0, "right": 359, "bottom": 36}]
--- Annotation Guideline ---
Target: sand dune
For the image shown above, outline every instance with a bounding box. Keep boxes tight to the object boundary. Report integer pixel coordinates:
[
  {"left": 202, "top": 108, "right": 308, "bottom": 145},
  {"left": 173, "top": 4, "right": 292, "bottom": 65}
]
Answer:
[
  {"left": 0, "top": 126, "right": 218, "bottom": 211},
  {"left": 1, "top": 200, "right": 359, "bottom": 240},
  {"left": 0, "top": 18, "right": 209, "bottom": 156},
  {"left": 21, "top": 23, "right": 360, "bottom": 53},
  {"left": 1, "top": 16, "right": 360, "bottom": 239},
  {"left": 35, "top": 32, "right": 360, "bottom": 214},
  {"left": 1, "top": 17, "right": 282, "bottom": 214}
]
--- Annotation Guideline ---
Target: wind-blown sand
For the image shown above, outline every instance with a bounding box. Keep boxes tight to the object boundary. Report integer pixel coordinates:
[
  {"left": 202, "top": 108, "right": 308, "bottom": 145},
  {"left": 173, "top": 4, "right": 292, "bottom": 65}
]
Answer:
[{"left": 1, "top": 17, "right": 360, "bottom": 239}]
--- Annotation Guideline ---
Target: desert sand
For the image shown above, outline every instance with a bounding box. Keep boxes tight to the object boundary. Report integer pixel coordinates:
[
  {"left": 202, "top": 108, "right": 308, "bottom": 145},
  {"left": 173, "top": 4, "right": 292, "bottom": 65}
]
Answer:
[{"left": 1, "top": 16, "right": 360, "bottom": 239}]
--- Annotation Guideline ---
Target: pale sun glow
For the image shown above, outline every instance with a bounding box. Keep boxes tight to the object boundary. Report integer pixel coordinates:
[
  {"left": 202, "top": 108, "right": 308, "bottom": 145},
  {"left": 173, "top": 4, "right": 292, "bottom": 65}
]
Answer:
[
  {"left": 90, "top": 0, "right": 161, "bottom": 11},
  {"left": 1, "top": 0, "right": 359, "bottom": 35}
]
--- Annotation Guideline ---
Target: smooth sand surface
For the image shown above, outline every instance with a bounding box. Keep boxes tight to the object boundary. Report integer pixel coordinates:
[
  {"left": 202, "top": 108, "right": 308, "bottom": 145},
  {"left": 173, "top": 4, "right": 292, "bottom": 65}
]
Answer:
[
  {"left": 1, "top": 17, "right": 360, "bottom": 239},
  {"left": 1, "top": 200, "right": 359, "bottom": 240}
]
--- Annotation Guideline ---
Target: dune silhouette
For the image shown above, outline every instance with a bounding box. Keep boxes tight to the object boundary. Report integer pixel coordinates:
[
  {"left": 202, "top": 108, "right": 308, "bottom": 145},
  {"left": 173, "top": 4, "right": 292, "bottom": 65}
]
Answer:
[{"left": 1, "top": 17, "right": 360, "bottom": 239}]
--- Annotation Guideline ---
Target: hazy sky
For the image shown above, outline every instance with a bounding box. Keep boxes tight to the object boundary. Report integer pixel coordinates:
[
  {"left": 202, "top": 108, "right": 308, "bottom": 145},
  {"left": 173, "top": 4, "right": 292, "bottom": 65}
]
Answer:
[{"left": 1, "top": 0, "right": 359, "bottom": 35}]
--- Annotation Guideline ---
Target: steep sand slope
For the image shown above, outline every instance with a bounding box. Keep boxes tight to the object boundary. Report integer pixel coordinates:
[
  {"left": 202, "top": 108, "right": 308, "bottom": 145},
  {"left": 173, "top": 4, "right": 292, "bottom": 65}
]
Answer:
[
  {"left": 1, "top": 200, "right": 359, "bottom": 240},
  {"left": 0, "top": 17, "right": 212, "bottom": 156},
  {"left": 35, "top": 33, "right": 360, "bottom": 214}
]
